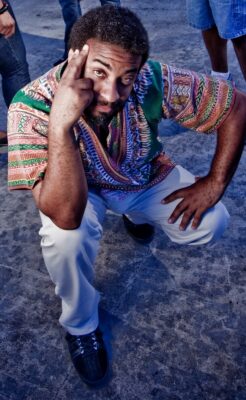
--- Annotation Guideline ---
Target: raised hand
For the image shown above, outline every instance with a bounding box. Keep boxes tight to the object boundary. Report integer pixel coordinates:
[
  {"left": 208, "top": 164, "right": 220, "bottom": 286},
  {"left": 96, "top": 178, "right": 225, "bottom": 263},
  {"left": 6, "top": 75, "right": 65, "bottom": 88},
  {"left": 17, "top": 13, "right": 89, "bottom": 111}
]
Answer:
[{"left": 50, "top": 45, "right": 94, "bottom": 132}]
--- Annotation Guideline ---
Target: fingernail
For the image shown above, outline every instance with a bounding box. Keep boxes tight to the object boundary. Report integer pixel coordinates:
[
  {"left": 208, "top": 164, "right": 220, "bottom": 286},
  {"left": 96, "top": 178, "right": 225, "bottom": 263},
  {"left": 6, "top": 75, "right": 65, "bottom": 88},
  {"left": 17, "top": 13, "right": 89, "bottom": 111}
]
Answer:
[
  {"left": 74, "top": 49, "right": 79, "bottom": 56},
  {"left": 168, "top": 218, "right": 173, "bottom": 224},
  {"left": 82, "top": 44, "right": 89, "bottom": 51}
]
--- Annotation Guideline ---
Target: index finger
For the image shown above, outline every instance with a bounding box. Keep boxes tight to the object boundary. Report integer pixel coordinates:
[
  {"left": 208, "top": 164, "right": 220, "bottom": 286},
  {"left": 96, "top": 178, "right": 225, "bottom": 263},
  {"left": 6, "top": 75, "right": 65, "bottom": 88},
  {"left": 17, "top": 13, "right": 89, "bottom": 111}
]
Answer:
[
  {"left": 161, "top": 188, "right": 186, "bottom": 204},
  {"left": 62, "top": 44, "right": 89, "bottom": 81}
]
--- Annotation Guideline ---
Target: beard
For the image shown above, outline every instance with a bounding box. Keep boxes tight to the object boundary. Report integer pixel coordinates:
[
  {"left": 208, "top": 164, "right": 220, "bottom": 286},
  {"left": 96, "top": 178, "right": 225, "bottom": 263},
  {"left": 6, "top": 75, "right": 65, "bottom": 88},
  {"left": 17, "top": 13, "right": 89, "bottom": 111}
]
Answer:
[{"left": 84, "top": 98, "right": 126, "bottom": 128}]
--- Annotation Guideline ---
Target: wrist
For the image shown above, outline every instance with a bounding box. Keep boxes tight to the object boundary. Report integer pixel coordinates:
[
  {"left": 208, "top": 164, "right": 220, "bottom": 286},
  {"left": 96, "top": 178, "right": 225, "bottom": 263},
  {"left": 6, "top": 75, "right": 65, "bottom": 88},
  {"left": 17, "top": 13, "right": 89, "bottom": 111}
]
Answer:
[
  {"left": 48, "top": 121, "right": 75, "bottom": 139},
  {"left": 208, "top": 173, "right": 228, "bottom": 190},
  {"left": 49, "top": 112, "right": 75, "bottom": 134}
]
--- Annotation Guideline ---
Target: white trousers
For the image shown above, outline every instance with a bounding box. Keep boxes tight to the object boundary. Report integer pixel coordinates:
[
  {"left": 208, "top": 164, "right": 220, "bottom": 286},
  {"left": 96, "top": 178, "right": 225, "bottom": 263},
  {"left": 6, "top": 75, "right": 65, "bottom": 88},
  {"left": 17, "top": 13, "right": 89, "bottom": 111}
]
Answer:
[{"left": 39, "top": 166, "right": 230, "bottom": 335}]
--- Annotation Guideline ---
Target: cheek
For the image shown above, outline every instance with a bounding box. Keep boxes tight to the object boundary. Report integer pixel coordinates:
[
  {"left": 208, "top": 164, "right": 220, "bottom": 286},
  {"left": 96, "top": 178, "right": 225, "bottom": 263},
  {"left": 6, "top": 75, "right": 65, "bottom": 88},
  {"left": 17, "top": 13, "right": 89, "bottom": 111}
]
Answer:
[{"left": 121, "top": 85, "right": 133, "bottom": 101}]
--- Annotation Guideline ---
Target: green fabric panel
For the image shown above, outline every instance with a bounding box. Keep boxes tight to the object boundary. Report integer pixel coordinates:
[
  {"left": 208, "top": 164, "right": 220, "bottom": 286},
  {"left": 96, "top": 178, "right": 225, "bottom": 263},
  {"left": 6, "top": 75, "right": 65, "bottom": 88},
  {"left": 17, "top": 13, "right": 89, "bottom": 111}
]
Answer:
[
  {"left": 8, "top": 158, "right": 48, "bottom": 167},
  {"left": 11, "top": 90, "right": 51, "bottom": 114},
  {"left": 141, "top": 60, "right": 163, "bottom": 134},
  {"left": 8, "top": 144, "right": 48, "bottom": 151},
  {"left": 138, "top": 60, "right": 164, "bottom": 161},
  {"left": 8, "top": 172, "right": 45, "bottom": 188}
]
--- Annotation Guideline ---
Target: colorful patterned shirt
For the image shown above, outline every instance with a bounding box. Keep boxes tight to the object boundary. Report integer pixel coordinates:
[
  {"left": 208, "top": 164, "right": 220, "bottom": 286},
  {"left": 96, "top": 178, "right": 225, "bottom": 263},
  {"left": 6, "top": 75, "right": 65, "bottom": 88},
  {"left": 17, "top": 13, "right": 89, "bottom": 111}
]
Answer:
[{"left": 7, "top": 60, "right": 235, "bottom": 191}]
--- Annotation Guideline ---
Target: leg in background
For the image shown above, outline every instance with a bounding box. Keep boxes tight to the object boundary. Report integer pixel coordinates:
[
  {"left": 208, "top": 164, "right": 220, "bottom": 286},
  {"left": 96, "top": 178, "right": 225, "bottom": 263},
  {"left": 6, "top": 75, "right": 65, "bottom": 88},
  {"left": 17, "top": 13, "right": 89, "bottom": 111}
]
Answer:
[
  {"left": 202, "top": 26, "right": 228, "bottom": 73},
  {"left": 232, "top": 34, "right": 246, "bottom": 80},
  {"left": 58, "top": 0, "right": 82, "bottom": 59},
  {"left": 0, "top": 2, "right": 30, "bottom": 106},
  {"left": 100, "top": 0, "right": 121, "bottom": 5}
]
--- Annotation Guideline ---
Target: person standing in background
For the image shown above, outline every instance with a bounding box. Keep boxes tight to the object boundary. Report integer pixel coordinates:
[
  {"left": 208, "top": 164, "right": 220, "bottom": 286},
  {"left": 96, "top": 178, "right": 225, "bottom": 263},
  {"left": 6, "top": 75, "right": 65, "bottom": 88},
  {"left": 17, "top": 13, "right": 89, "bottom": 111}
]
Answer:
[
  {"left": 186, "top": 0, "right": 246, "bottom": 82},
  {"left": 54, "top": 0, "right": 121, "bottom": 65},
  {"left": 0, "top": 0, "right": 30, "bottom": 145}
]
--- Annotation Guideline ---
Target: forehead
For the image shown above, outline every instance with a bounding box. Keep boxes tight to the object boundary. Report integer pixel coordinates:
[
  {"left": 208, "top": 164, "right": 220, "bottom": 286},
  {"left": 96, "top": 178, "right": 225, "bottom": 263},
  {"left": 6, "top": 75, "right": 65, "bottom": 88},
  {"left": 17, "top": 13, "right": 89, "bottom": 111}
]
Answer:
[{"left": 86, "top": 38, "right": 142, "bottom": 71}]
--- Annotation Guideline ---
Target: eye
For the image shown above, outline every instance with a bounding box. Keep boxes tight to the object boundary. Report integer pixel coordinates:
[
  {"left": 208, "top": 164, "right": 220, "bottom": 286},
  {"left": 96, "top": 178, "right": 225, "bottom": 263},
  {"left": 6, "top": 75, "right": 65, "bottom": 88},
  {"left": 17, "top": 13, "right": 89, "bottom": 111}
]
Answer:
[
  {"left": 94, "top": 69, "right": 106, "bottom": 78},
  {"left": 122, "top": 76, "right": 134, "bottom": 86}
]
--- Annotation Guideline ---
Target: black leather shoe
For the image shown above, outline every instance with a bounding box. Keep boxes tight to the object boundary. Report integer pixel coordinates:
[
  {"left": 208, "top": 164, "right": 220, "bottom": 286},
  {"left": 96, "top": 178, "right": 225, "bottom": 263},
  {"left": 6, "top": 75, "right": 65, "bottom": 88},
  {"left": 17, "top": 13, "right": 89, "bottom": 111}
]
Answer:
[
  {"left": 66, "top": 327, "right": 108, "bottom": 386},
  {"left": 122, "top": 214, "right": 155, "bottom": 244}
]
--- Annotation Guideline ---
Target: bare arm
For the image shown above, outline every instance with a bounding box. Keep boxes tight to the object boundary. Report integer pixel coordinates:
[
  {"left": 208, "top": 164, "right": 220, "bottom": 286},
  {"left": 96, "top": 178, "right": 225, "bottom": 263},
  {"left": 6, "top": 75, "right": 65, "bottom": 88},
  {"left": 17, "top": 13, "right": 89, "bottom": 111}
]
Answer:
[
  {"left": 163, "top": 89, "right": 246, "bottom": 230},
  {"left": 32, "top": 46, "right": 93, "bottom": 229},
  {"left": 0, "top": 1, "right": 15, "bottom": 37}
]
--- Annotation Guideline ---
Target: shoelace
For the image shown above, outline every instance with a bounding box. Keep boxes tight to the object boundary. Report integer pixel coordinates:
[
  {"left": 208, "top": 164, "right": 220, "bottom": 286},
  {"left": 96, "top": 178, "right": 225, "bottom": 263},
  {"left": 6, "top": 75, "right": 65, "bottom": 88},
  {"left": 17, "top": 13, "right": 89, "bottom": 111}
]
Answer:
[{"left": 73, "top": 332, "right": 101, "bottom": 356}]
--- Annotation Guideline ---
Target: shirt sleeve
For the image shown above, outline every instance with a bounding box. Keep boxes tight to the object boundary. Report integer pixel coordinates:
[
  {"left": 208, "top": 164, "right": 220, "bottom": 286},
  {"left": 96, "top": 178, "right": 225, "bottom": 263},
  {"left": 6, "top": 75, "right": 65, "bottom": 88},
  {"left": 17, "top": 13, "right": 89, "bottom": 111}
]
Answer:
[
  {"left": 161, "top": 64, "right": 236, "bottom": 133},
  {"left": 8, "top": 90, "right": 49, "bottom": 190}
]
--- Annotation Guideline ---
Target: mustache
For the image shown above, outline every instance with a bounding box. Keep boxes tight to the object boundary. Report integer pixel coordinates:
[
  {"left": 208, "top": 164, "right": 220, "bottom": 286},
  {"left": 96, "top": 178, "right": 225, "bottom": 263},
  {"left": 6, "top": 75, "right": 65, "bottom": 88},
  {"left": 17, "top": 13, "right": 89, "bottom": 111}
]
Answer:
[{"left": 93, "top": 97, "right": 125, "bottom": 110}]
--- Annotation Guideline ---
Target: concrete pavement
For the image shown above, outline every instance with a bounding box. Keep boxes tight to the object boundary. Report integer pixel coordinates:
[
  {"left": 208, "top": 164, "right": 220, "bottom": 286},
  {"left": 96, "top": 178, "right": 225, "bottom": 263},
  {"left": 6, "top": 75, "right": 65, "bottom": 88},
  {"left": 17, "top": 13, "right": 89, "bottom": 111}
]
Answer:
[{"left": 0, "top": 1, "right": 246, "bottom": 399}]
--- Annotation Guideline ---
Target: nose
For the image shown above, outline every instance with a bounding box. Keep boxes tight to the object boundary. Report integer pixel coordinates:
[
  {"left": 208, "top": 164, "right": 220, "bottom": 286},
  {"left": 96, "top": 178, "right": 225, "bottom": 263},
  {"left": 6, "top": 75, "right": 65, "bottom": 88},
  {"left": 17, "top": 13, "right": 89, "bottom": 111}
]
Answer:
[{"left": 101, "top": 80, "right": 120, "bottom": 104}]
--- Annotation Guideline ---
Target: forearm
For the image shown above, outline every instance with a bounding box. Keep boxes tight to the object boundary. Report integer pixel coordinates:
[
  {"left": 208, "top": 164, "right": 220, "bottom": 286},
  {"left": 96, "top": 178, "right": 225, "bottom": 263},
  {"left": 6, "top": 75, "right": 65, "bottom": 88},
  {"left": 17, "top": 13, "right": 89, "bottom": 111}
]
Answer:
[
  {"left": 37, "top": 125, "right": 88, "bottom": 230},
  {"left": 33, "top": 46, "right": 93, "bottom": 229},
  {"left": 163, "top": 89, "right": 246, "bottom": 230},
  {"left": 208, "top": 89, "right": 246, "bottom": 189}
]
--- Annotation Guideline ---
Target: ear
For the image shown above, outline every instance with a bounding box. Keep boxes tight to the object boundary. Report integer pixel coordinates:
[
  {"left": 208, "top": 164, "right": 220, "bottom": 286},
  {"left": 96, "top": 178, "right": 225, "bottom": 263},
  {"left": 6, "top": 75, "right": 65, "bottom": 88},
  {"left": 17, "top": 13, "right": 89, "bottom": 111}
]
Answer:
[{"left": 68, "top": 49, "right": 75, "bottom": 63}]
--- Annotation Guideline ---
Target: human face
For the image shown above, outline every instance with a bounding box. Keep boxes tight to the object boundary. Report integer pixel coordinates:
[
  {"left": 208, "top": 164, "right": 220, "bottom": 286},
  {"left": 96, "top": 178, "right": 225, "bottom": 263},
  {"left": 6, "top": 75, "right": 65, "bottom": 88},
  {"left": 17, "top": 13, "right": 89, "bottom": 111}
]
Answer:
[{"left": 83, "top": 39, "right": 142, "bottom": 125}]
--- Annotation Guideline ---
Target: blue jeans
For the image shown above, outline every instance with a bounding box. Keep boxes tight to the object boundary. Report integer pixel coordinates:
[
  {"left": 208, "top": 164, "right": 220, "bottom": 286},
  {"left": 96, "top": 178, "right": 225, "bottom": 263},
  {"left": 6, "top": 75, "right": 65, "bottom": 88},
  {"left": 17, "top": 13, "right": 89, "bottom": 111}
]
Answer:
[
  {"left": 0, "top": 1, "right": 30, "bottom": 107},
  {"left": 58, "top": 0, "right": 121, "bottom": 58},
  {"left": 186, "top": 0, "right": 246, "bottom": 39}
]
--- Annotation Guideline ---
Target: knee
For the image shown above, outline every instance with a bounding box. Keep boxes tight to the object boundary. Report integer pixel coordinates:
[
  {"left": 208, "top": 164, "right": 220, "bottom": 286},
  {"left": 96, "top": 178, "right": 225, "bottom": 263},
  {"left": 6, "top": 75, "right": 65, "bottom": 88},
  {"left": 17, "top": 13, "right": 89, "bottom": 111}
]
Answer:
[
  {"left": 40, "top": 221, "right": 84, "bottom": 255},
  {"left": 194, "top": 202, "right": 230, "bottom": 245},
  {"left": 39, "top": 210, "right": 103, "bottom": 254},
  {"left": 169, "top": 202, "right": 230, "bottom": 246}
]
